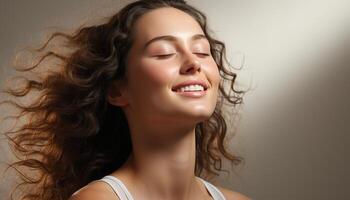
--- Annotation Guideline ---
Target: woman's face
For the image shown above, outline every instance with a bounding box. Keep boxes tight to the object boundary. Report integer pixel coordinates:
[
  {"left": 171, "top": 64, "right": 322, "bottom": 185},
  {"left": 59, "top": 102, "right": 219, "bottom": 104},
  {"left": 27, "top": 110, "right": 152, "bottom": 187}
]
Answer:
[{"left": 119, "top": 7, "right": 220, "bottom": 126}]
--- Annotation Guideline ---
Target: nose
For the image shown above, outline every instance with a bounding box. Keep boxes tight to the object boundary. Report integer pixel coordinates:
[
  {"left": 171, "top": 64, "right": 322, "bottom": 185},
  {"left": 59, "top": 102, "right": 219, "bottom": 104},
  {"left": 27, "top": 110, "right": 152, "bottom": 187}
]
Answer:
[{"left": 180, "top": 52, "right": 201, "bottom": 74}]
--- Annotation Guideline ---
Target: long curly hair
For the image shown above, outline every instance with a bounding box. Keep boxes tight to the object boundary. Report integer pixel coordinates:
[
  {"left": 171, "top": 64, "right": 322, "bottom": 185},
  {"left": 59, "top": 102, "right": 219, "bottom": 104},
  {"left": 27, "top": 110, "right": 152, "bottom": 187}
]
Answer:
[{"left": 1, "top": 0, "right": 247, "bottom": 199}]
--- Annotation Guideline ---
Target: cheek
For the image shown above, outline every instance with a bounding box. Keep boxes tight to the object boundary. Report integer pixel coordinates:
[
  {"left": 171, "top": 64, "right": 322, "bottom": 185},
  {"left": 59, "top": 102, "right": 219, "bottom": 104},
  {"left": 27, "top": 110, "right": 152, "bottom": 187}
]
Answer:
[
  {"left": 205, "top": 59, "right": 221, "bottom": 85},
  {"left": 143, "top": 62, "right": 174, "bottom": 86},
  {"left": 129, "top": 59, "right": 176, "bottom": 93}
]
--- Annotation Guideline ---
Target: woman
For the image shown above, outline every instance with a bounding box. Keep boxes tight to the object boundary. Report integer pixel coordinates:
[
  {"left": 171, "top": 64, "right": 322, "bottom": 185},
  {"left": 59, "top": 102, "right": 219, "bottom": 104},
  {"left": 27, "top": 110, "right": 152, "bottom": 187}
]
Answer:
[{"left": 2, "top": 0, "right": 250, "bottom": 200}]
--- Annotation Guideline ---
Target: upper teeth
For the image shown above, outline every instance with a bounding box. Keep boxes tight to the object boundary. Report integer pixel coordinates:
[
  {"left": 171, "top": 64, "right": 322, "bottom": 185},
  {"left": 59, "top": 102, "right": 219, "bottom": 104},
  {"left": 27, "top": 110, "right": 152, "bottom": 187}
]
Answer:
[{"left": 177, "top": 84, "right": 204, "bottom": 92}]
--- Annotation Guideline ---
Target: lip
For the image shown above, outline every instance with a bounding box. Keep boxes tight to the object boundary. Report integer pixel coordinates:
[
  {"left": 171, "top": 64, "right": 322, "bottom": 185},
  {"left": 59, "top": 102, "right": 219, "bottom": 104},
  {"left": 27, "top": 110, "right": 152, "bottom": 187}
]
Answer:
[
  {"left": 172, "top": 80, "right": 209, "bottom": 92},
  {"left": 174, "top": 90, "right": 207, "bottom": 98}
]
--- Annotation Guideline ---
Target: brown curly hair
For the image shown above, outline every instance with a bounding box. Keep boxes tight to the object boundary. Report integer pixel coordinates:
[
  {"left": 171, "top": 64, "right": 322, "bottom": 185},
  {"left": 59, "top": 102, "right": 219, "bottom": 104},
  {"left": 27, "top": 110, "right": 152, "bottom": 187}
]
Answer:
[{"left": 1, "top": 0, "right": 247, "bottom": 199}]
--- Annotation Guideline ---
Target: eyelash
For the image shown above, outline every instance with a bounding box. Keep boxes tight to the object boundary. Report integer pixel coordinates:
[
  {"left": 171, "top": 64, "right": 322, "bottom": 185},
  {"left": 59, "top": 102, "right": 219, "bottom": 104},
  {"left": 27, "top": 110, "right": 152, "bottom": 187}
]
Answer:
[{"left": 156, "top": 53, "right": 210, "bottom": 59}]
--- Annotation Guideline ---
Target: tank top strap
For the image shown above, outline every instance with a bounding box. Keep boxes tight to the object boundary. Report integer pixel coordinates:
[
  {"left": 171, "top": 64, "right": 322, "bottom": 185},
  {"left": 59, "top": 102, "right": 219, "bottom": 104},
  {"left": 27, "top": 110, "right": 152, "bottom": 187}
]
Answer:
[
  {"left": 99, "top": 175, "right": 135, "bottom": 200},
  {"left": 196, "top": 177, "right": 227, "bottom": 200},
  {"left": 99, "top": 175, "right": 226, "bottom": 200}
]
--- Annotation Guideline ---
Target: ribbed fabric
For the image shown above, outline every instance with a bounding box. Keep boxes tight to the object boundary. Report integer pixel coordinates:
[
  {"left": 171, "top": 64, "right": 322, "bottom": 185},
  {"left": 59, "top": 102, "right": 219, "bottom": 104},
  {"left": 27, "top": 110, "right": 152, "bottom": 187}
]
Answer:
[
  {"left": 196, "top": 177, "right": 226, "bottom": 200},
  {"left": 99, "top": 175, "right": 226, "bottom": 200},
  {"left": 100, "top": 175, "right": 135, "bottom": 200}
]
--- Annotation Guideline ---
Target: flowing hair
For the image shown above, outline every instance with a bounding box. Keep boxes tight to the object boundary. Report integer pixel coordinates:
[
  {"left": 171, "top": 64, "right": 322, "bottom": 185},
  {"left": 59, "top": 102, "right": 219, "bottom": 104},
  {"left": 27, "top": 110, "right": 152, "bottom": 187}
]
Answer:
[{"left": 1, "top": 0, "right": 247, "bottom": 199}]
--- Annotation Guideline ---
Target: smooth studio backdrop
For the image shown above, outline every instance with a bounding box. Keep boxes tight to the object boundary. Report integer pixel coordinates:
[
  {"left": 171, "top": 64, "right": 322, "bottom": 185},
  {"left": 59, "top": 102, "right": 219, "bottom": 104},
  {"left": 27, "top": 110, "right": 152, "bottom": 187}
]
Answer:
[{"left": 0, "top": 0, "right": 349, "bottom": 199}]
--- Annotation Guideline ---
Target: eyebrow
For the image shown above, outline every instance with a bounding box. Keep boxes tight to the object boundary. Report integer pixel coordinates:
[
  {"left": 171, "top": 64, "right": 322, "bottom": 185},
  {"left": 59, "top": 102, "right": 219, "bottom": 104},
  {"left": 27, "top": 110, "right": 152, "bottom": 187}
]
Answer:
[{"left": 143, "top": 34, "right": 208, "bottom": 50}]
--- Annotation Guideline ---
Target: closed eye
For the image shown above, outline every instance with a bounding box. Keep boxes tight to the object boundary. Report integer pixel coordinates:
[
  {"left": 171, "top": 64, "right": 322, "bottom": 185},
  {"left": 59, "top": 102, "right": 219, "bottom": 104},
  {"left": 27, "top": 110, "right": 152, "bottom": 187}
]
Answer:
[
  {"left": 155, "top": 54, "right": 175, "bottom": 59},
  {"left": 154, "top": 52, "right": 210, "bottom": 59},
  {"left": 194, "top": 53, "right": 210, "bottom": 57}
]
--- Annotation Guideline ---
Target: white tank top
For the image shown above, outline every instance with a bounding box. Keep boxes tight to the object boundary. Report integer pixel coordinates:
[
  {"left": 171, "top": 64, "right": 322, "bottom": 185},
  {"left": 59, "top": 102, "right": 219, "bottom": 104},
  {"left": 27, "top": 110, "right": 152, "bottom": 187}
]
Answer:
[{"left": 98, "top": 175, "right": 226, "bottom": 200}]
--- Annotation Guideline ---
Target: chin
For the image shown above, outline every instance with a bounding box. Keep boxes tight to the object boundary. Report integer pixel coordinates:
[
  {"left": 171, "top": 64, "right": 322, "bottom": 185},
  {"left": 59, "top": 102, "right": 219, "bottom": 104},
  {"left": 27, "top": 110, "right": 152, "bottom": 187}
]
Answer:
[{"left": 189, "top": 111, "right": 214, "bottom": 124}]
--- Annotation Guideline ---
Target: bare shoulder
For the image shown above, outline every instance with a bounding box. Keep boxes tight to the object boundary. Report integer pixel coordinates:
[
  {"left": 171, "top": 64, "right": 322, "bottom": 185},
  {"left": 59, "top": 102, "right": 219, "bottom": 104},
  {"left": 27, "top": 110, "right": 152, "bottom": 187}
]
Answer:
[
  {"left": 69, "top": 180, "right": 120, "bottom": 200},
  {"left": 216, "top": 185, "right": 252, "bottom": 200}
]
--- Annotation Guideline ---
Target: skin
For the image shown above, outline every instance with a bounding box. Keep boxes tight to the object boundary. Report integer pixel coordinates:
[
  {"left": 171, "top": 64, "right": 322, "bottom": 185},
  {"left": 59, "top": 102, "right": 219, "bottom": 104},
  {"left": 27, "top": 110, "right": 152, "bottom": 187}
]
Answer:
[{"left": 70, "top": 7, "right": 251, "bottom": 200}]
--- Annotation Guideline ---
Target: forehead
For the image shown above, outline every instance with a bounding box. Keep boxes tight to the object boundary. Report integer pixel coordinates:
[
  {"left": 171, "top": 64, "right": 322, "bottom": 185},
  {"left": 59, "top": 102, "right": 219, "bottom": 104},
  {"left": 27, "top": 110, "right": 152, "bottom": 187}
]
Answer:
[{"left": 132, "top": 7, "right": 204, "bottom": 42}]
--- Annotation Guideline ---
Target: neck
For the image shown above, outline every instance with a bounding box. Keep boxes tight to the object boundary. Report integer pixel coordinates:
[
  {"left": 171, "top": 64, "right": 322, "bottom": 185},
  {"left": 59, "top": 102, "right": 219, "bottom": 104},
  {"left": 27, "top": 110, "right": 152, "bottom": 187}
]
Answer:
[{"left": 117, "top": 124, "right": 200, "bottom": 200}]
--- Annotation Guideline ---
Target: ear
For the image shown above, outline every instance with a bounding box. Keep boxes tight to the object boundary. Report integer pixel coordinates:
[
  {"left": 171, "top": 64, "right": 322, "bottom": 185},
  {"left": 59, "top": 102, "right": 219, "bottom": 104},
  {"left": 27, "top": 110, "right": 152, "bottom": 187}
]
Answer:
[{"left": 107, "top": 80, "right": 129, "bottom": 107}]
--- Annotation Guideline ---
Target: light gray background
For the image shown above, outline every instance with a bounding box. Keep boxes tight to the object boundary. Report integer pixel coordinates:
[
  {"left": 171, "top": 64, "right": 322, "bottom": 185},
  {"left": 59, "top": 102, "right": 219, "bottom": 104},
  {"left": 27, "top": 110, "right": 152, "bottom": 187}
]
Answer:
[{"left": 0, "top": 0, "right": 349, "bottom": 199}]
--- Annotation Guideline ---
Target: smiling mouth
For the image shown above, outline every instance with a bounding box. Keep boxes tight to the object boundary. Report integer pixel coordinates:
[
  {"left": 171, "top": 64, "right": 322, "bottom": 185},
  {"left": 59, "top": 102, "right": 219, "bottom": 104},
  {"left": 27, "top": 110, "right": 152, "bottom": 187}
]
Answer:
[
  {"left": 171, "top": 88, "right": 208, "bottom": 92},
  {"left": 171, "top": 88, "right": 208, "bottom": 98},
  {"left": 175, "top": 90, "right": 207, "bottom": 98}
]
